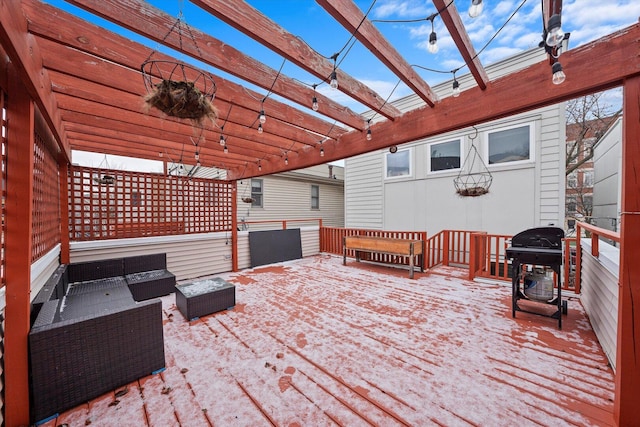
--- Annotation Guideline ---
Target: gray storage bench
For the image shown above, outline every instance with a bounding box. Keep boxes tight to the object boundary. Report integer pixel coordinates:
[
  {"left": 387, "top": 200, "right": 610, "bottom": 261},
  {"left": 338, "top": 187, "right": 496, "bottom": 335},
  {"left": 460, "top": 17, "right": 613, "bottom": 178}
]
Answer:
[{"left": 28, "top": 254, "right": 173, "bottom": 424}]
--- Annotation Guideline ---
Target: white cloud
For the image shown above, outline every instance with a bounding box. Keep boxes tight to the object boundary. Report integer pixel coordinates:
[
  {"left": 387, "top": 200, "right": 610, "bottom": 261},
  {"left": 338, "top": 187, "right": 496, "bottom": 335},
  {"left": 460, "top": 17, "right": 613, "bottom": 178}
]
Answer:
[{"left": 373, "top": 0, "right": 433, "bottom": 19}]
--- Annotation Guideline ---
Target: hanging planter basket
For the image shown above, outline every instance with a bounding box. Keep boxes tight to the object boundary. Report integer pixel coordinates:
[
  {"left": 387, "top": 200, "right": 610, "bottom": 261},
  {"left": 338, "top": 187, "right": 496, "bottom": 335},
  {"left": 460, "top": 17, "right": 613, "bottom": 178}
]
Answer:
[
  {"left": 93, "top": 174, "right": 116, "bottom": 185},
  {"left": 141, "top": 60, "right": 218, "bottom": 124},
  {"left": 453, "top": 127, "right": 493, "bottom": 197},
  {"left": 241, "top": 197, "right": 255, "bottom": 204}
]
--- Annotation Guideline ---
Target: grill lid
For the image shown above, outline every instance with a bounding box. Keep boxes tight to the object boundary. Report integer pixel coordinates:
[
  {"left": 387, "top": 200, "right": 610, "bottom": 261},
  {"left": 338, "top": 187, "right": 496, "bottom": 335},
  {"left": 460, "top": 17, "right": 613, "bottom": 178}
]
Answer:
[{"left": 509, "top": 226, "right": 564, "bottom": 249}]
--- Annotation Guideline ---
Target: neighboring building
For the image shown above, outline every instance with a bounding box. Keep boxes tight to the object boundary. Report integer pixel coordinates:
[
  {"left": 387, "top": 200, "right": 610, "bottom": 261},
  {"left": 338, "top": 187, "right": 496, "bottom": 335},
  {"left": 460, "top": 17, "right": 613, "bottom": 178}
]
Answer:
[
  {"left": 565, "top": 115, "right": 619, "bottom": 230},
  {"left": 236, "top": 163, "right": 344, "bottom": 229},
  {"left": 591, "top": 117, "right": 623, "bottom": 234},
  {"left": 345, "top": 48, "right": 566, "bottom": 236}
]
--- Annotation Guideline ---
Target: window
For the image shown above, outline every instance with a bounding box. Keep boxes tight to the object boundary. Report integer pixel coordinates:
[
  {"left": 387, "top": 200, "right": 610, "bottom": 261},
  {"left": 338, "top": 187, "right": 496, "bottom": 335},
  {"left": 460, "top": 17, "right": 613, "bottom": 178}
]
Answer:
[
  {"left": 487, "top": 124, "right": 533, "bottom": 165},
  {"left": 567, "top": 172, "right": 577, "bottom": 188},
  {"left": 311, "top": 185, "right": 319, "bottom": 209},
  {"left": 567, "top": 196, "right": 577, "bottom": 214},
  {"left": 582, "top": 170, "right": 594, "bottom": 187},
  {"left": 428, "top": 139, "right": 461, "bottom": 172},
  {"left": 385, "top": 148, "right": 411, "bottom": 178},
  {"left": 251, "top": 179, "right": 263, "bottom": 207}
]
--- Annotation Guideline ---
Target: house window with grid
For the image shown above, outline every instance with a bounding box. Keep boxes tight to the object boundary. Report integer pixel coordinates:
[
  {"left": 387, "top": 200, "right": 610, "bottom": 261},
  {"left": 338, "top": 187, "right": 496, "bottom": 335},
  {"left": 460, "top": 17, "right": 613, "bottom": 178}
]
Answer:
[
  {"left": 385, "top": 148, "right": 411, "bottom": 178},
  {"left": 251, "top": 179, "right": 263, "bottom": 208},
  {"left": 567, "top": 172, "right": 578, "bottom": 188},
  {"left": 487, "top": 124, "right": 533, "bottom": 165},
  {"left": 428, "top": 139, "right": 461, "bottom": 172},
  {"left": 311, "top": 185, "right": 319, "bottom": 209}
]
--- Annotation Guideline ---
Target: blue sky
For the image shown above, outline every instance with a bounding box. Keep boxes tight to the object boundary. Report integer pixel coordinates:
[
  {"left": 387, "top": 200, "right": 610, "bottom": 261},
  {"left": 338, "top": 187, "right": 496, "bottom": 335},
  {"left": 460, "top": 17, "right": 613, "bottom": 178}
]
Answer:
[{"left": 46, "top": 0, "right": 639, "bottom": 169}]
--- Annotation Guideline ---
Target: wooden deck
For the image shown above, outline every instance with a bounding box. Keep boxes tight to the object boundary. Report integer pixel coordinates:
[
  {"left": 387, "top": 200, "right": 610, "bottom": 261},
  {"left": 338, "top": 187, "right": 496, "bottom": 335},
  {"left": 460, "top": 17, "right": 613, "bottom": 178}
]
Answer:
[{"left": 42, "top": 254, "right": 615, "bottom": 426}]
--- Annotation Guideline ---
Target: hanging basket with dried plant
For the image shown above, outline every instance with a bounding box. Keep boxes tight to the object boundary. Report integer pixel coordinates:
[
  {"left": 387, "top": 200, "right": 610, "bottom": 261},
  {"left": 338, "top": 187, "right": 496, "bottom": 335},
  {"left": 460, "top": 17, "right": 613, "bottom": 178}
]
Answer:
[{"left": 141, "top": 60, "right": 218, "bottom": 124}]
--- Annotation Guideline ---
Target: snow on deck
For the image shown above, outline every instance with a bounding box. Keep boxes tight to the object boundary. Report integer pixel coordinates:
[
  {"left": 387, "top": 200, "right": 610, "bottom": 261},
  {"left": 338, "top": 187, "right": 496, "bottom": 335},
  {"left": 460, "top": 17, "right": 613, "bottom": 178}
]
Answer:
[{"left": 45, "top": 254, "right": 615, "bottom": 426}]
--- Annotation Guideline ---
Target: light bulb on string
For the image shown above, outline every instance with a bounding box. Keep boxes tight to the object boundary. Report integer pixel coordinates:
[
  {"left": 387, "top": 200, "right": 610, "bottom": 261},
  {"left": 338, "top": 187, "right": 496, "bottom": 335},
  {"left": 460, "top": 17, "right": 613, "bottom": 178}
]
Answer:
[
  {"left": 469, "top": 0, "right": 483, "bottom": 18},
  {"left": 259, "top": 109, "right": 266, "bottom": 124},
  {"left": 223, "top": 144, "right": 228, "bottom": 154},
  {"left": 551, "top": 62, "right": 566, "bottom": 85},
  {"left": 452, "top": 77, "right": 461, "bottom": 97},
  {"left": 284, "top": 155, "right": 289, "bottom": 165},
  {"left": 219, "top": 134, "right": 225, "bottom": 146},
  {"left": 312, "top": 84, "right": 319, "bottom": 111},
  {"left": 194, "top": 151, "right": 199, "bottom": 161},
  {"left": 320, "top": 146, "right": 325, "bottom": 157},
  {"left": 258, "top": 161, "right": 262, "bottom": 172},
  {"left": 545, "top": 14, "right": 565, "bottom": 47},
  {"left": 330, "top": 71, "right": 338, "bottom": 89},
  {"left": 366, "top": 129, "right": 372, "bottom": 141},
  {"left": 257, "top": 123, "right": 263, "bottom": 134},
  {"left": 428, "top": 17, "right": 438, "bottom": 54}
]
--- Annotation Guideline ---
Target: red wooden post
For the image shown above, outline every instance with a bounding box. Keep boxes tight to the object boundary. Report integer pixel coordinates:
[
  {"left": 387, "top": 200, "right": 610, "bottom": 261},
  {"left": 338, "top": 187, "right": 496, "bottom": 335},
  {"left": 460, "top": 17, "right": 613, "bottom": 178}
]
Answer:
[
  {"left": 615, "top": 74, "right": 640, "bottom": 426},
  {"left": 575, "top": 224, "right": 582, "bottom": 295},
  {"left": 442, "top": 230, "right": 450, "bottom": 266},
  {"left": 591, "top": 232, "right": 599, "bottom": 257},
  {"left": 59, "top": 160, "right": 70, "bottom": 264},
  {"left": 468, "top": 233, "right": 477, "bottom": 281},
  {"left": 4, "top": 64, "right": 35, "bottom": 426},
  {"left": 231, "top": 180, "right": 238, "bottom": 272}
]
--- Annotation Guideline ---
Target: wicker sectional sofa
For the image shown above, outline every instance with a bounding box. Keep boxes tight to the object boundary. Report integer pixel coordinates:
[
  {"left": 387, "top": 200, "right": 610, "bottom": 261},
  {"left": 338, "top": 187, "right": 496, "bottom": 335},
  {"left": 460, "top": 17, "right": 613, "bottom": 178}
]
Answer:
[{"left": 29, "top": 254, "right": 175, "bottom": 424}]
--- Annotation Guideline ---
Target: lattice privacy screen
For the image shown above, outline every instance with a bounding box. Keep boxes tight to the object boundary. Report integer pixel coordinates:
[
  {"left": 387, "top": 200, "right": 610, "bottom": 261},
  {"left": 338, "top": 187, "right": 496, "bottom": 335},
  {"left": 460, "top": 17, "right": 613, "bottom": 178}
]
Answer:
[
  {"left": 32, "top": 127, "right": 61, "bottom": 261},
  {"left": 68, "top": 166, "right": 233, "bottom": 241}
]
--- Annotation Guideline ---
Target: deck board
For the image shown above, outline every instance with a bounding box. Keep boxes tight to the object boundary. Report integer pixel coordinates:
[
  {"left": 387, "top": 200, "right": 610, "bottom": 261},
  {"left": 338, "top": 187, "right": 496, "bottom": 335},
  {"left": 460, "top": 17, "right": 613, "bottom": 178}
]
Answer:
[{"left": 47, "top": 254, "right": 615, "bottom": 426}]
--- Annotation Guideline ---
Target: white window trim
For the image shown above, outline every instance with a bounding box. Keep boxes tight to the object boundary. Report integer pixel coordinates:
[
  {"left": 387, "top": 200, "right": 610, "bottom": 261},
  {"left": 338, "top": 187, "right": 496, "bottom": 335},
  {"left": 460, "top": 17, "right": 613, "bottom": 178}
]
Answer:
[
  {"left": 384, "top": 147, "right": 413, "bottom": 180},
  {"left": 427, "top": 138, "right": 464, "bottom": 175},
  {"left": 484, "top": 122, "right": 535, "bottom": 168}
]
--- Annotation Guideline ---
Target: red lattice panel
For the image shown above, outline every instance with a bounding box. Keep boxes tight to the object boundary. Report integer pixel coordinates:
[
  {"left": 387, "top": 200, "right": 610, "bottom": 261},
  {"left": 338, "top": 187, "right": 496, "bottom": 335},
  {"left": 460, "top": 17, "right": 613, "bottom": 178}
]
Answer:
[
  {"left": 32, "top": 128, "right": 61, "bottom": 261},
  {"left": 69, "top": 166, "right": 233, "bottom": 241}
]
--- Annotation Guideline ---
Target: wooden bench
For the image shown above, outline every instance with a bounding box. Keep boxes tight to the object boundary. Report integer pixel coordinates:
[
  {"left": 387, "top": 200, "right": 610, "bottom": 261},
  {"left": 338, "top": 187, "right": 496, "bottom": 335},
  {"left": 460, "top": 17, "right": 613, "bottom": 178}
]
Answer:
[{"left": 343, "top": 235, "right": 424, "bottom": 278}]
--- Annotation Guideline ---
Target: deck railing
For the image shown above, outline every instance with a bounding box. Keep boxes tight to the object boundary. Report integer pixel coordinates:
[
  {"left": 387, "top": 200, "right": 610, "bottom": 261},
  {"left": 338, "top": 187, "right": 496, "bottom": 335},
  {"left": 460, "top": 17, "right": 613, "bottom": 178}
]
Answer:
[
  {"left": 320, "top": 228, "right": 578, "bottom": 292},
  {"left": 320, "top": 227, "right": 427, "bottom": 269},
  {"left": 240, "top": 218, "right": 323, "bottom": 231}
]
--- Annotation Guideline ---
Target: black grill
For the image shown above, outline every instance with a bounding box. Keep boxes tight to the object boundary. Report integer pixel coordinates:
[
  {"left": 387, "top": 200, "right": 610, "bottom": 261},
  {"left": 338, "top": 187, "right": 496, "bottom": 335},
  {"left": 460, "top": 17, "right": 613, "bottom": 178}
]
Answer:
[{"left": 506, "top": 227, "right": 566, "bottom": 328}]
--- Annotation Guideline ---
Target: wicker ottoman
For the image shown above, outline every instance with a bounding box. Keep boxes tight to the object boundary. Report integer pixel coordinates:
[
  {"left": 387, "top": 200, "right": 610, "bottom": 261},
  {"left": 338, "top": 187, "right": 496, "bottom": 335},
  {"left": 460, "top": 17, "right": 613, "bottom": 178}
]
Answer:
[{"left": 176, "top": 278, "right": 235, "bottom": 321}]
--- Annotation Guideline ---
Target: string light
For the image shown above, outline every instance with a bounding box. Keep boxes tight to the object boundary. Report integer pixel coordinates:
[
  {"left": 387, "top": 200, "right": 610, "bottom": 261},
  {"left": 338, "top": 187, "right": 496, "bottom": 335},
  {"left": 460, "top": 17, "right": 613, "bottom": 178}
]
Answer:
[
  {"left": 329, "top": 54, "right": 339, "bottom": 89},
  {"left": 257, "top": 123, "right": 263, "bottom": 134},
  {"left": 452, "top": 71, "right": 461, "bottom": 97},
  {"left": 551, "top": 62, "right": 565, "bottom": 85},
  {"left": 258, "top": 161, "right": 262, "bottom": 171},
  {"left": 284, "top": 155, "right": 289, "bottom": 165},
  {"left": 330, "top": 70, "right": 338, "bottom": 90},
  {"left": 469, "top": 0, "right": 483, "bottom": 18},
  {"left": 320, "top": 146, "right": 325, "bottom": 157},
  {"left": 219, "top": 134, "right": 225, "bottom": 146},
  {"left": 366, "top": 119, "right": 372, "bottom": 141},
  {"left": 312, "top": 84, "right": 319, "bottom": 111},
  {"left": 428, "top": 16, "right": 438, "bottom": 54},
  {"left": 545, "top": 14, "right": 565, "bottom": 47},
  {"left": 223, "top": 143, "right": 228, "bottom": 154},
  {"left": 194, "top": 150, "right": 199, "bottom": 161},
  {"left": 259, "top": 109, "right": 266, "bottom": 124}
]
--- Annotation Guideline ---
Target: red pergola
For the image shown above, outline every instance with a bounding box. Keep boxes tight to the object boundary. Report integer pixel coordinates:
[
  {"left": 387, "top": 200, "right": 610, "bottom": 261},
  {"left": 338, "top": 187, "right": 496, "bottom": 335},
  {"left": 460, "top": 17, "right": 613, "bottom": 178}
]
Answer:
[{"left": 1, "top": 0, "right": 639, "bottom": 425}]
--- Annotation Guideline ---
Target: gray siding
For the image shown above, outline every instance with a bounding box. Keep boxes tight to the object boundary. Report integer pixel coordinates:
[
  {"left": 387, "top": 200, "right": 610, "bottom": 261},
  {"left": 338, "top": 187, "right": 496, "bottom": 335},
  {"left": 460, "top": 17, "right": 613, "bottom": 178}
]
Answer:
[
  {"left": 70, "top": 234, "right": 233, "bottom": 281},
  {"left": 237, "top": 165, "right": 344, "bottom": 228},
  {"left": 592, "top": 117, "right": 622, "bottom": 232},
  {"left": 346, "top": 48, "right": 565, "bottom": 235},
  {"left": 580, "top": 239, "right": 619, "bottom": 370},
  {"left": 70, "top": 229, "right": 321, "bottom": 281},
  {"left": 345, "top": 151, "right": 384, "bottom": 229}
]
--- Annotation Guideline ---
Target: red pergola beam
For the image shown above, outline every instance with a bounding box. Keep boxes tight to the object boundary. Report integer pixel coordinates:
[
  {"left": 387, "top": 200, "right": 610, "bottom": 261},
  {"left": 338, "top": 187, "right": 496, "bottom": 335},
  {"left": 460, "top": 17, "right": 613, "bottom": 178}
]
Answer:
[
  {"left": 433, "top": 0, "right": 489, "bottom": 90},
  {"left": 317, "top": 0, "right": 438, "bottom": 107}
]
